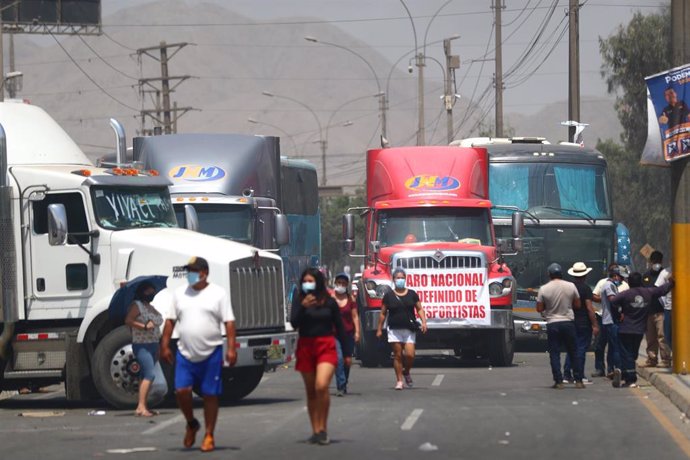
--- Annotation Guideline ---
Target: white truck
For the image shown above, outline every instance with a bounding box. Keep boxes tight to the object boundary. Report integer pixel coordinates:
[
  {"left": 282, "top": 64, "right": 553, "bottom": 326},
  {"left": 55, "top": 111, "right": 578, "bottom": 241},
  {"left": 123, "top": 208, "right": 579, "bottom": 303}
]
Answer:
[{"left": 0, "top": 101, "right": 294, "bottom": 407}]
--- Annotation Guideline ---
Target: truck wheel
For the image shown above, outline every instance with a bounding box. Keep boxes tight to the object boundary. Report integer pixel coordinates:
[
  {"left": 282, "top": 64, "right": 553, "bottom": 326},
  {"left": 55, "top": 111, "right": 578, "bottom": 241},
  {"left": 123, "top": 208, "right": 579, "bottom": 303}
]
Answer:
[
  {"left": 487, "top": 328, "right": 515, "bottom": 367},
  {"left": 219, "top": 366, "right": 264, "bottom": 404},
  {"left": 357, "top": 331, "right": 382, "bottom": 368},
  {"left": 91, "top": 326, "right": 166, "bottom": 409}
]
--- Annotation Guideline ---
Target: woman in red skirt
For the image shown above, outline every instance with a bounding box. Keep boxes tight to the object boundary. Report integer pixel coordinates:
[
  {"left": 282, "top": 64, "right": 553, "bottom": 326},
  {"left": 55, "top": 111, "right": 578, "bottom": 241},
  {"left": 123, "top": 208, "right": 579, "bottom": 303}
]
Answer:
[{"left": 291, "top": 267, "right": 346, "bottom": 446}]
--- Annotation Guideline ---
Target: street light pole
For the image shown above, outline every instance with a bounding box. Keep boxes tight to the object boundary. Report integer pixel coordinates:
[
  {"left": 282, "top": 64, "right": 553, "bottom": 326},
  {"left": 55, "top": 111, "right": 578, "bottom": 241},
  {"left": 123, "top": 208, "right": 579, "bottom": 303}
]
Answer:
[
  {"left": 443, "top": 37, "right": 460, "bottom": 144},
  {"left": 305, "top": 36, "right": 387, "bottom": 140},
  {"left": 247, "top": 117, "right": 299, "bottom": 156},
  {"left": 262, "top": 91, "right": 327, "bottom": 185}
]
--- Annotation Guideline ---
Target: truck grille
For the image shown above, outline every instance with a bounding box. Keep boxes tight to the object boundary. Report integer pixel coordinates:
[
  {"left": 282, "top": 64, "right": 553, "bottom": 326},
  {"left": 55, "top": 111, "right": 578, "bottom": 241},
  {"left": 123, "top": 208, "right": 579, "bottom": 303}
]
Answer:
[
  {"left": 229, "top": 257, "right": 284, "bottom": 331},
  {"left": 395, "top": 254, "right": 485, "bottom": 270}
]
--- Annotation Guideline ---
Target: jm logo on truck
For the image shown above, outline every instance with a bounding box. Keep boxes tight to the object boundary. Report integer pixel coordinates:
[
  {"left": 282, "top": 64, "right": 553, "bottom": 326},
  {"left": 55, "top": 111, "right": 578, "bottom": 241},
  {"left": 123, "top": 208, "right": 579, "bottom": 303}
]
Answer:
[
  {"left": 405, "top": 175, "right": 460, "bottom": 192},
  {"left": 169, "top": 164, "right": 226, "bottom": 182}
]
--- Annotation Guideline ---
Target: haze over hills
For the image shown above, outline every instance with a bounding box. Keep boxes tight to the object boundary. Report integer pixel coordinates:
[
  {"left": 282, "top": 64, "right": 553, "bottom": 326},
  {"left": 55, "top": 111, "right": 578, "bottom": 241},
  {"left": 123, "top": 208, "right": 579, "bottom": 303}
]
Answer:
[{"left": 14, "top": 0, "right": 622, "bottom": 186}]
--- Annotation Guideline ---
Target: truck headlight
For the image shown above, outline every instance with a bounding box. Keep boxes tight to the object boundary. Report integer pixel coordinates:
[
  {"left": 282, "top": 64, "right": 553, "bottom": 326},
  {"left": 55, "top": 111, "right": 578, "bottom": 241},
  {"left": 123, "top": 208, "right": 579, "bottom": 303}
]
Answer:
[
  {"left": 364, "top": 279, "right": 392, "bottom": 299},
  {"left": 489, "top": 282, "right": 503, "bottom": 296},
  {"left": 489, "top": 277, "right": 515, "bottom": 297}
]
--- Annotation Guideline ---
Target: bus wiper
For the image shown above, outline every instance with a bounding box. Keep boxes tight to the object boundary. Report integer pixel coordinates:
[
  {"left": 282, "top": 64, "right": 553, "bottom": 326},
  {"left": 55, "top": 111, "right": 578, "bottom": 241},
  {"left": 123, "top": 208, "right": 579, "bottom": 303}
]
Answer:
[{"left": 540, "top": 206, "right": 596, "bottom": 224}]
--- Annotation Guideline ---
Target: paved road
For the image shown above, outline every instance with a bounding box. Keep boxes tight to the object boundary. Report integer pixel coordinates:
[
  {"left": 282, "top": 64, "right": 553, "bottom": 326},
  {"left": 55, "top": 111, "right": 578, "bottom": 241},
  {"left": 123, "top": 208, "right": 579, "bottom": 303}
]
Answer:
[{"left": 2, "top": 351, "right": 690, "bottom": 459}]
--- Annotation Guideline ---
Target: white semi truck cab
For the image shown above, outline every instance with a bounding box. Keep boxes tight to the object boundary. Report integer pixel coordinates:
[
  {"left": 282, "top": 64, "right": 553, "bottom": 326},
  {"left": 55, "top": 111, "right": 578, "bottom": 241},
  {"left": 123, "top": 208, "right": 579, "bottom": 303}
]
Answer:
[{"left": 0, "top": 101, "right": 294, "bottom": 407}]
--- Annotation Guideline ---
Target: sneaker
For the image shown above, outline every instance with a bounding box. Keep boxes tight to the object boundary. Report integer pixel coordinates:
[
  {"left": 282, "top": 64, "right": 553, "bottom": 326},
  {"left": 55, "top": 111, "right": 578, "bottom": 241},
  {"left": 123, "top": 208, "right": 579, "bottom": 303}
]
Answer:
[
  {"left": 551, "top": 382, "right": 565, "bottom": 390},
  {"left": 307, "top": 433, "right": 319, "bottom": 444},
  {"left": 612, "top": 369, "right": 622, "bottom": 388},
  {"left": 574, "top": 381, "right": 586, "bottom": 389},
  {"left": 395, "top": 381, "right": 404, "bottom": 390},
  {"left": 317, "top": 431, "right": 330, "bottom": 445},
  {"left": 563, "top": 374, "right": 574, "bottom": 383},
  {"left": 183, "top": 418, "right": 200, "bottom": 448},
  {"left": 403, "top": 373, "right": 413, "bottom": 388},
  {"left": 336, "top": 389, "right": 344, "bottom": 397},
  {"left": 591, "top": 370, "right": 605, "bottom": 378},
  {"left": 200, "top": 433, "right": 215, "bottom": 452}
]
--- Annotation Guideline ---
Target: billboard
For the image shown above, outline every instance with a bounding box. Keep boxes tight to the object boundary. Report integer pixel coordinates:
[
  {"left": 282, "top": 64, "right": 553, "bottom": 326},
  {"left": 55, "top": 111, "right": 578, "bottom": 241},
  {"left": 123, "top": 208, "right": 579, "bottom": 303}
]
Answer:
[
  {"left": 644, "top": 63, "right": 690, "bottom": 164},
  {"left": 0, "top": 0, "right": 101, "bottom": 35}
]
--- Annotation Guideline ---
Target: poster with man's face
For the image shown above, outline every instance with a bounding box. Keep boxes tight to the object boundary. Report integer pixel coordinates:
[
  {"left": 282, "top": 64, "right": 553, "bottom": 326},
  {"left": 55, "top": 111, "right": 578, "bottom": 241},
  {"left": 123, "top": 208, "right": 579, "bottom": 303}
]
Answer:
[{"left": 646, "top": 64, "right": 690, "bottom": 162}]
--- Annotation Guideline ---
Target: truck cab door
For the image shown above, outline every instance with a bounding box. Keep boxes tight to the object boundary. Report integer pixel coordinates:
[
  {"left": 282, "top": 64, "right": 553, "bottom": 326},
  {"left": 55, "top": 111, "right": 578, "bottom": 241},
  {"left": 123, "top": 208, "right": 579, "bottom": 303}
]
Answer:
[{"left": 26, "top": 191, "right": 94, "bottom": 314}]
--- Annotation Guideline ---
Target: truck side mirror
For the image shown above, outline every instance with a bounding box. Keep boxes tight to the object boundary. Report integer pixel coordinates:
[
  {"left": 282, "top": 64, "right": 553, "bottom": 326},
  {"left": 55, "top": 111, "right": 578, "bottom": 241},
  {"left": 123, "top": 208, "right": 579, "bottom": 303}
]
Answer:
[
  {"left": 370, "top": 240, "right": 381, "bottom": 254},
  {"left": 47, "top": 203, "right": 68, "bottom": 246},
  {"left": 343, "top": 213, "right": 355, "bottom": 241},
  {"left": 274, "top": 213, "right": 290, "bottom": 247},
  {"left": 511, "top": 211, "right": 524, "bottom": 238},
  {"left": 343, "top": 239, "right": 355, "bottom": 253},
  {"left": 184, "top": 204, "right": 199, "bottom": 232}
]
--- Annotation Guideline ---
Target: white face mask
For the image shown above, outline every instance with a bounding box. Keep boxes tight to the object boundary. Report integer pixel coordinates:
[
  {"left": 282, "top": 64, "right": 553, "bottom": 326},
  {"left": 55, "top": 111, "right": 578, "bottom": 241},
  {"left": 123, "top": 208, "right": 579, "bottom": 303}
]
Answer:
[{"left": 334, "top": 286, "right": 347, "bottom": 295}]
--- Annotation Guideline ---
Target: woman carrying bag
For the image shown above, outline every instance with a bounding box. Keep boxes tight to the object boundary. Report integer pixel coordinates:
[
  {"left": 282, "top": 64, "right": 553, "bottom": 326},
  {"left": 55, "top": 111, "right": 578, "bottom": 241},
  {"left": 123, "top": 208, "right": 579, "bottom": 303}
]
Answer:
[{"left": 376, "top": 268, "right": 428, "bottom": 390}]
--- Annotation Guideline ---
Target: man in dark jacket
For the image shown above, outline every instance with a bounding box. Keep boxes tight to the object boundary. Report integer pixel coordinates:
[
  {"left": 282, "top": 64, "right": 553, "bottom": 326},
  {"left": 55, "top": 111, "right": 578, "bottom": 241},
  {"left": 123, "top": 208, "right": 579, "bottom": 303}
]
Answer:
[{"left": 610, "top": 272, "right": 673, "bottom": 388}]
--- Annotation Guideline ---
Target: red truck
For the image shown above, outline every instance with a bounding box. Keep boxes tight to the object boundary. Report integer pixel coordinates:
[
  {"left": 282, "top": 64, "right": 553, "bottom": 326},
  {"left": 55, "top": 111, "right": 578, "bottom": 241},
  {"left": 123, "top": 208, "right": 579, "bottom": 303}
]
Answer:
[{"left": 343, "top": 146, "right": 523, "bottom": 367}]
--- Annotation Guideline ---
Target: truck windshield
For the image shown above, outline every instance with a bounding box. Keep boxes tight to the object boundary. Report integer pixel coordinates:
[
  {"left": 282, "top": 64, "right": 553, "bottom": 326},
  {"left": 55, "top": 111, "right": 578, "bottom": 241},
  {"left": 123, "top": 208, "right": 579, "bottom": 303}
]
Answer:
[
  {"left": 174, "top": 203, "right": 253, "bottom": 244},
  {"left": 495, "top": 225, "right": 614, "bottom": 291},
  {"left": 489, "top": 162, "right": 611, "bottom": 220},
  {"left": 377, "top": 208, "right": 492, "bottom": 247},
  {"left": 91, "top": 186, "right": 178, "bottom": 230}
]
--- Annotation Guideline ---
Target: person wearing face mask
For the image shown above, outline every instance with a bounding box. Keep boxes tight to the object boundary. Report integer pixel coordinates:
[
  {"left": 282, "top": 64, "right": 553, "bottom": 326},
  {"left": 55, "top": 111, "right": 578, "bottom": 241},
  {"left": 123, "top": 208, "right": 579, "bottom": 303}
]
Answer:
[
  {"left": 331, "top": 273, "right": 360, "bottom": 397},
  {"left": 290, "top": 267, "right": 347, "bottom": 446},
  {"left": 125, "top": 281, "right": 164, "bottom": 417},
  {"left": 642, "top": 251, "right": 672, "bottom": 367},
  {"left": 592, "top": 266, "right": 624, "bottom": 386},
  {"left": 376, "top": 268, "right": 428, "bottom": 390},
  {"left": 160, "top": 256, "right": 237, "bottom": 453}
]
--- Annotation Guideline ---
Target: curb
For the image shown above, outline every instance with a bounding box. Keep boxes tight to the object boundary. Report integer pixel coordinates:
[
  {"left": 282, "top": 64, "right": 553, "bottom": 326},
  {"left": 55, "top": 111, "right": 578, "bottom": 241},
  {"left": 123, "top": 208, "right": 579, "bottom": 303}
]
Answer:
[{"left": 638, "top": 362, "right": 690, "bottom": 415}]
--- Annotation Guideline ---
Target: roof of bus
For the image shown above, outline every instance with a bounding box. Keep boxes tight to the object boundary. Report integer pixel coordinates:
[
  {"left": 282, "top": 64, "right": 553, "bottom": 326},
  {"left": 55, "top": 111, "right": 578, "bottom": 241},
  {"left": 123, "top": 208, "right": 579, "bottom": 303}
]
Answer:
[{"left": 480, "top": 142, "right": 607, "bottom": 165}]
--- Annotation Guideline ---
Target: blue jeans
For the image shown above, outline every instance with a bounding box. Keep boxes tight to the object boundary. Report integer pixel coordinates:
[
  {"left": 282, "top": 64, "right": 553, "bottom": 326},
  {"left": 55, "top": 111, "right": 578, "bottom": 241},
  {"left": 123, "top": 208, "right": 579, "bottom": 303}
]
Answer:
[
  {"left": 602, "top": 323, "right": 622, "bottom": 371},
  {"left": 619, "top": 333, "right": 643, "bottom": 384},
  {"left": 132, "top": 342, "right": 159, "bottom": 381},
  {"left": 664, "top": 310, "right": 672, "bottom": 351},
  {"left": 546, "top": 321, "right": 581, "bottom": 383},
  {"left": 335, "top": 333, "right": 355, "bottom": 391},
  {"left": 563, "top": 326, "right": 593, "bottom": 380}
]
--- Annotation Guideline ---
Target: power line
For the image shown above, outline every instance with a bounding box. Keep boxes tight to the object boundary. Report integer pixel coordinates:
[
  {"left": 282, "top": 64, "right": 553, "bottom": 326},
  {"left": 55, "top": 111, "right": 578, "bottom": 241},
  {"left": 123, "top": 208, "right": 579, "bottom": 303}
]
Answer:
[
  {"left": 78, "top": 35, "right": 139, "bottom": 81},
  {"left": 101, "top": 31, "right": 137, "bottom": 51},
  {"left": 47, "top": 30, "right": 140, "bottom": 112}
]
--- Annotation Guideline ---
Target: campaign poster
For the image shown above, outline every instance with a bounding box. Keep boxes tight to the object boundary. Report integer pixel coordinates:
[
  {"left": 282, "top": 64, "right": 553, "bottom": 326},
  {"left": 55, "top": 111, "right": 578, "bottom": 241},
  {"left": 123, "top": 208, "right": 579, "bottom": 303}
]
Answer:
[{"left": 645, "top": 64, "right": 690, "bottom": 162}]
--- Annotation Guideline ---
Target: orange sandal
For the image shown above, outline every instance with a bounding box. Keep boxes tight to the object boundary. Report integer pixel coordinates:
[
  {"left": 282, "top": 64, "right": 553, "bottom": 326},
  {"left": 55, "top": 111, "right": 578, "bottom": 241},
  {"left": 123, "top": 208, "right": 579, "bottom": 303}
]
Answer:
[{"left": 200, "top": 433, "right": 215, "bottom": 452}]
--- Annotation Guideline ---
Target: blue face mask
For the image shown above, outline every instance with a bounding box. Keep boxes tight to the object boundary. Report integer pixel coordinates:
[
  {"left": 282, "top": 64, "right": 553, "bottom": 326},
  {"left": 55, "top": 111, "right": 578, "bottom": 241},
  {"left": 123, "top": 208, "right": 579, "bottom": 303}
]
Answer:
[
  {"left": 302, "top": 282, "right": 316, "bottom": 293},
  {"left": 187, "top": 272, "right": 201, "bottom": 285},
  {"left": 613, "top": 279, "right": 621, "bottom": 286},
  {"left": 395, "top": 279, "right": 406, "bottom": 289}
]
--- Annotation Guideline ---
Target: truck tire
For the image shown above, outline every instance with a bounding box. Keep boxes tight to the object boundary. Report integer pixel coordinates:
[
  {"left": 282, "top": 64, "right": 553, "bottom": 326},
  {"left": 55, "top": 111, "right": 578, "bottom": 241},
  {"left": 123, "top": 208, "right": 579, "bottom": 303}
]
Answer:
[
  {"left": 91, "top": 326, "right": 166, "bottom": 409},
  {"left": 487, "top": 328, "right": 515, "bottom": 367},
  {"left": 218, "top": 366, "right": 264, "bottom": 404},
  {"left": 357, "top": 331, "right": 389, "bottom": 368}
]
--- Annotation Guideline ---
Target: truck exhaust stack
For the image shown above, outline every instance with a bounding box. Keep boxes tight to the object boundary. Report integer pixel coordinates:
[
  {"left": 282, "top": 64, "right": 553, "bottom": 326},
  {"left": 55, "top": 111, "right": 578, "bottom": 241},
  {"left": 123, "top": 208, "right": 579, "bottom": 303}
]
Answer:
[
  {"left": 109, "top": 118, "right": 126, "bottom": 166},
  {"left": 0, "top": 122, "right": 18, "bottom": 360}
]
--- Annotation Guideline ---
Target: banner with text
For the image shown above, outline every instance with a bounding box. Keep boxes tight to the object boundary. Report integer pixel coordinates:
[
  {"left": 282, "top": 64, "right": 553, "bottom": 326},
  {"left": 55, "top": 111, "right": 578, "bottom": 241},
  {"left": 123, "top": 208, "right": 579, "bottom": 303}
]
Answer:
[
  {"left": 645, "top": 63, "right": 690, "bottom": 163},
  {"left": 405, "top": 269, "right": 491, "bottom": 326}
]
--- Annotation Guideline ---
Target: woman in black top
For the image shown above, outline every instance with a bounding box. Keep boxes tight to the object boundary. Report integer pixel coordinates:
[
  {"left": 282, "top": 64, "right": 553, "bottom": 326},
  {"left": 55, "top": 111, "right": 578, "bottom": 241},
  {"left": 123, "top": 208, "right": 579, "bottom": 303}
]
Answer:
[
  {"left": 376, "top": 268, "right": 427, "bottom": 390},
  {"left": 290, "top": 267, "right": 346, "bottom": 446}
]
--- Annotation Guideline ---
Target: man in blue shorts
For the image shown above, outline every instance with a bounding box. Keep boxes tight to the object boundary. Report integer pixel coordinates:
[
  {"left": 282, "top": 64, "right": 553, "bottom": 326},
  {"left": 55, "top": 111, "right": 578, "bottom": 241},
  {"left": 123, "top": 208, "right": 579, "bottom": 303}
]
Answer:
[{"left": 161, "top": 256, "right": 237, "bottom": 452}]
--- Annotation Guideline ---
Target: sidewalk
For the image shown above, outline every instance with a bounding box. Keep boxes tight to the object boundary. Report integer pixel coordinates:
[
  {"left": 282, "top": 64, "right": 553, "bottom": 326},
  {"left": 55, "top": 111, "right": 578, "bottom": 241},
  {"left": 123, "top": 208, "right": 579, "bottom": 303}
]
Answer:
[{"left": 638, "top": 360, "right": 690, "bottom": 416}]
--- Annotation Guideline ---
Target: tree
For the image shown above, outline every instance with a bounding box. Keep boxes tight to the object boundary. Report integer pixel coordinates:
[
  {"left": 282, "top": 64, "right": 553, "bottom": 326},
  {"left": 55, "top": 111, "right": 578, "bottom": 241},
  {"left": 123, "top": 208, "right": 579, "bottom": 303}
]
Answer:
[
  {"left": 319, "top": 191, "right": 366, "bottom": 278},
  {"left": 598, "top": 8, "right": 673, "bottom": 267}
]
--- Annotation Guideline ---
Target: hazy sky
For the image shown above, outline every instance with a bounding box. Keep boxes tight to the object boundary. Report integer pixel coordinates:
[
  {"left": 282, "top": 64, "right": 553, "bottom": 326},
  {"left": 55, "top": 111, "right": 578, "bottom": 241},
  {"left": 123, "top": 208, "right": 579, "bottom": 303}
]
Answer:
[{"left": 103, "top": 0, "right": 668, "bottom": 116}]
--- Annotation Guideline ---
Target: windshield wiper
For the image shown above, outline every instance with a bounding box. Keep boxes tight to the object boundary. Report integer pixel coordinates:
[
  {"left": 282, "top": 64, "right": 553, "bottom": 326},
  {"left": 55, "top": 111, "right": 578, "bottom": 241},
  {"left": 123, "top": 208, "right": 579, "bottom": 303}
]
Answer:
[{"left": 540, "top": 206, "right": 596, "bottom": 224}]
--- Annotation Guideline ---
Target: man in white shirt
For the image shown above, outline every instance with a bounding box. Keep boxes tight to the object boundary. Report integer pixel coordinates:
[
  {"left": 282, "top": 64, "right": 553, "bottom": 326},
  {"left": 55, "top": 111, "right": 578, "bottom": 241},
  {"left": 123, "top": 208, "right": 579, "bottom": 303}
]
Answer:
[
  {"left": 161, "top": 256, "right": 237, "bottom": 453},
  {"left": 591, "top": 264, "right": 629, "bottom": 378},
  {"left": 536, "top": 263, "right": 582, "bottom": 389},
  {"left": 655, "top": 266, "right": 673, "bottom": 353}
]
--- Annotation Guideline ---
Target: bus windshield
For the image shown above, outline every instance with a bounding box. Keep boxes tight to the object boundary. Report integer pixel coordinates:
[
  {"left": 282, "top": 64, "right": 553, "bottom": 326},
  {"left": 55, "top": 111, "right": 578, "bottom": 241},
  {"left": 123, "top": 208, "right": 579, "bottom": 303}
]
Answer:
[
  {"left": 92, "top": 186, "right": 178, "bottom": 230},
  {"left": 174, "top": 203, "right": 253, "bottom": 244},
  {"left": 495, "top": 225, "right": 614, "bottom": 291},
  {"left": 489, "top": 163, "right": 611, "bottom": 220},
  {"left": 377, "top": 208, "right": 493, "bottom": 247}
]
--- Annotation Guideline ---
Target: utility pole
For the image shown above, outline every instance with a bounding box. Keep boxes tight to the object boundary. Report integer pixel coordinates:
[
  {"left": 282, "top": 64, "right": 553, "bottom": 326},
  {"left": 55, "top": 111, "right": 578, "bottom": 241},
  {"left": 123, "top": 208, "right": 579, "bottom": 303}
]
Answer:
[
  {"left": 380, "top": 93, "right": 388, "bottom": 141},
  {"left": 568, "top": 0, "right": 581, "bottom": 143},
  {"left": 416, "top": 52, "right": 425, "bottom": 145},
  {"left": 493, "top": 0, "right": 504, "bottom": 137},
  {"left": 137, "top": 42, "right": 195, "bottom": 135},
  {"left": 444, "top": 38, "right": 460, "bottom": 144},
  {"left": 0, "top": 15, "right": 4, "bottom": 103},
  {"left": 671, "top": 0, "right": 690, "bottom": 375}
]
